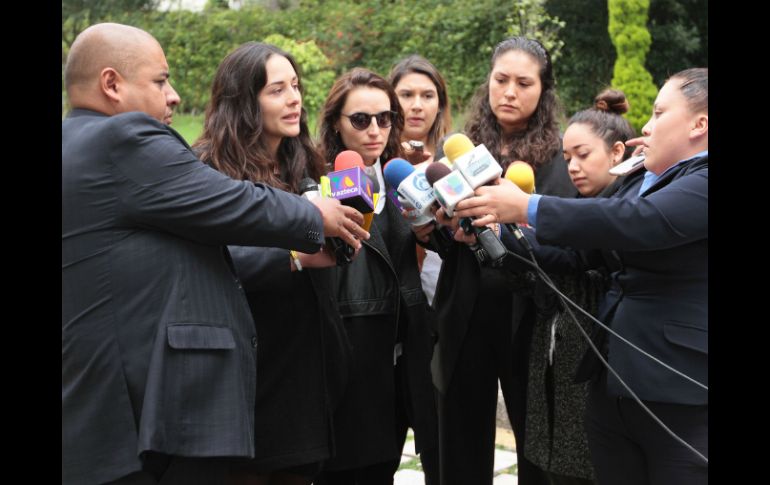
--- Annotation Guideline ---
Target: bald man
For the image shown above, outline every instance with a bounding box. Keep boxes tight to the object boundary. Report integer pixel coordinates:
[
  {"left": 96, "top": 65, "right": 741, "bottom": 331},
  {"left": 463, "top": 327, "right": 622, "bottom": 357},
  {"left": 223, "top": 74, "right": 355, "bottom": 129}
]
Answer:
[{"left": 62, "top": 23, "right": 367, "bottom": 485}]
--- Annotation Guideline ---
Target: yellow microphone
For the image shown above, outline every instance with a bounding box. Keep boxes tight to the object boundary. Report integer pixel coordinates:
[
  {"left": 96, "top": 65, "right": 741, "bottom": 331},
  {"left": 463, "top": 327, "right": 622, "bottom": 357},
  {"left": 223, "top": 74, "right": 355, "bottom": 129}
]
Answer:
[
  {"left": 442, "top": 133, "right": 475, "bottom": 163},
  {"left": 504, "top": 161, "right": 535, "bottom": 194},
  {"left": 362, "top": 193, "right": 378, "bottom": 231}
]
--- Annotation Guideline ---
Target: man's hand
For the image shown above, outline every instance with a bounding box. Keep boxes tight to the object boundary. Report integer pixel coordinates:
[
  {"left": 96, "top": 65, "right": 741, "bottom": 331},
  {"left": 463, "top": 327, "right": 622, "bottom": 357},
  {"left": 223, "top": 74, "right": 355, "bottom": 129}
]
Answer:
[{"left": 311, "top": 197, "right": 369, "bottom": 249}]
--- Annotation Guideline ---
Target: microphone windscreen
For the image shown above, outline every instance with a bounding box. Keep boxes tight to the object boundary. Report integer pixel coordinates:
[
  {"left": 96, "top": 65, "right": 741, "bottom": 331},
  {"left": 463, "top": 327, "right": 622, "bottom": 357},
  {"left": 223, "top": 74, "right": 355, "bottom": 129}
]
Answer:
[
  {"left": 382, "top": 158, "right": 414, "bottom": 188},
  {"left": 505, "top": 161, "right": 535, "bottom": 194},
  {"left": 443, "top": 133, "right": 475, "bottom": 163},
  {"left": 334, "top": 150, "right": 365, "bottom": 170},
  {"left": 425, "top": 162, "right": 452, "bottom": 187}
]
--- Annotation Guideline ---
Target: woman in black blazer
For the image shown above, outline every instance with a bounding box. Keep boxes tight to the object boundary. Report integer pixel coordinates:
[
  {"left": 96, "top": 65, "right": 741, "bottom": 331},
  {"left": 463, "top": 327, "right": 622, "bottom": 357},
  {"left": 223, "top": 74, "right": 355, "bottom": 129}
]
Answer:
[{"left": 454, "top": 68, "right": 709, "bottom": 485}]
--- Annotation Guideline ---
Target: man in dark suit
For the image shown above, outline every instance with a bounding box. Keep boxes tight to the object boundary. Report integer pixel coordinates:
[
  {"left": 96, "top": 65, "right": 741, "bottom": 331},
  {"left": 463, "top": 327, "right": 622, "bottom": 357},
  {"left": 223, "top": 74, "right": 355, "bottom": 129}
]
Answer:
[
  {"left": 62, "top": 23, "right": 368, "bottom": 485},
  {"left": 453, "top": 68, "right": 708, "bottom": 484}
]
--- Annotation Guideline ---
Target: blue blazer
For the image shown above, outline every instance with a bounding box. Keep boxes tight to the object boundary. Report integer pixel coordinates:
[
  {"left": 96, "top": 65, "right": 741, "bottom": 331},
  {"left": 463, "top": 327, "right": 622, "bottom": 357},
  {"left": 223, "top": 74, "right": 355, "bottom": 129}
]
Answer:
[
  {"left": 62, "top": 110, "right": 325, "bottom": 485},
  {"left": 534, "top": 155, "right": 708, "bottom": 405}
]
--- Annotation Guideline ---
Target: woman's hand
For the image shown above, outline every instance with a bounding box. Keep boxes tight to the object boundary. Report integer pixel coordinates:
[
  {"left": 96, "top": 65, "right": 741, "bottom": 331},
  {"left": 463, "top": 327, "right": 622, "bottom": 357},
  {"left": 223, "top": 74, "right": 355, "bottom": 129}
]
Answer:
[
  {"left": 401, "top": 141, "right": 433, "bottom": 165},
  {"left": 454, "top": 177, "right": 530, "bottom": 226},
  {"left": 410, "top": 220, "right": 435, "bottom": 243}
]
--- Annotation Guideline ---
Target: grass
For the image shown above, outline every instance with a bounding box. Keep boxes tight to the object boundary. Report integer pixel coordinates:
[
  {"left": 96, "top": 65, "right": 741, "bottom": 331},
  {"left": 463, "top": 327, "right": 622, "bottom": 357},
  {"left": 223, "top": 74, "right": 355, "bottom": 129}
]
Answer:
[{"left": 171, "top": 113, "right": 204, "bottom": 145}]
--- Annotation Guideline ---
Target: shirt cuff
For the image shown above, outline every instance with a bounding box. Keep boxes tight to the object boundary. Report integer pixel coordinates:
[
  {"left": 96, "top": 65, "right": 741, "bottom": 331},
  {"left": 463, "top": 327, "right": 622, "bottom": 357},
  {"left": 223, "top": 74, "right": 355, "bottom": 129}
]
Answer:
[{"left": 527, "top": 194, "right": 542, "bottom": 227}]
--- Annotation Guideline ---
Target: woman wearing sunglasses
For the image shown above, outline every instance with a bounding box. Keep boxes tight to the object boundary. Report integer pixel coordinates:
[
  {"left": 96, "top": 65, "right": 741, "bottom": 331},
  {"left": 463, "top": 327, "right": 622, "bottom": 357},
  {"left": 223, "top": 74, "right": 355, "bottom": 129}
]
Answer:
[
  {"left": 192, "top": 42, "right": 364, "bottom": 485},
  {"left": 314, "top": 68, "right": 439, "bottom": 485}
]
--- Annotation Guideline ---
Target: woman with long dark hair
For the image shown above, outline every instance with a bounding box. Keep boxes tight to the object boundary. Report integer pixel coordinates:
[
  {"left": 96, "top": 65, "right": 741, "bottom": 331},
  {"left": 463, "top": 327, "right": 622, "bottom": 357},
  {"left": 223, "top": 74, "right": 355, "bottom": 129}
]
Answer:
[
  {"left": 430, "top": 37, "right": 576, "bottom": 485},
  {"left": 193, "top": 42, "right": 359, "bottom": 485}
]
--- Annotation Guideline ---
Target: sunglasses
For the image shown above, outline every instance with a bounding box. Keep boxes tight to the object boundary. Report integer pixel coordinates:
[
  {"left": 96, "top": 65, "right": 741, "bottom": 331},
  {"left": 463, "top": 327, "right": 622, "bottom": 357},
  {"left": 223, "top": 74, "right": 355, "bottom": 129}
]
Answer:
[{"left": 341, "top": 110, "right": 397, "bottom": 130}]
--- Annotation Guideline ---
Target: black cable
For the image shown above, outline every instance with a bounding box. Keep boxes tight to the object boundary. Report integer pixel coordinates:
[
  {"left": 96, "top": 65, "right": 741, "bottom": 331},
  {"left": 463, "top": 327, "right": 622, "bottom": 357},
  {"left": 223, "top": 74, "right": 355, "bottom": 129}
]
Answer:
[{"left": 505, "top": 245, "right": 708, "bottom": 464}]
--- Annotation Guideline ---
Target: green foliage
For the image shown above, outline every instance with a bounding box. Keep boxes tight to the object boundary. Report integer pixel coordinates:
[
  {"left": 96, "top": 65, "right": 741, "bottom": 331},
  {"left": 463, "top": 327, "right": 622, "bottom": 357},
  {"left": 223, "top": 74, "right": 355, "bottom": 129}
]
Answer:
[
  {"left": 646, "top": 0, "right": 708, "bottom": 85},
  {"left": 505, "top": 0, "right": 565, "bottom": 62},
  {"left": 608, "top": 0, "right": 658, "bottom": 132},
  {"left": 62, "top": 0, "right": 704, "bottom": 125},
  {"left": 544, "top": 0, "right": 616, "bottom": 117},
  {"left": 263, "top": 34, "right": 335, "bottom": 126},
  {"left": 62, "top": 1, "right": 565, "bottom": 115}
]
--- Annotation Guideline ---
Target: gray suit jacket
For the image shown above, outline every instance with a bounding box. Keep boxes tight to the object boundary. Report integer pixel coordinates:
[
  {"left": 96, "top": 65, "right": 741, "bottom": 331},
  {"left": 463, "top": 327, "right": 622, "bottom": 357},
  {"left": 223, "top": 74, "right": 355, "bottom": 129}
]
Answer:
[{"left": 62, "top": 109, "right": 324, "bottom": 485}]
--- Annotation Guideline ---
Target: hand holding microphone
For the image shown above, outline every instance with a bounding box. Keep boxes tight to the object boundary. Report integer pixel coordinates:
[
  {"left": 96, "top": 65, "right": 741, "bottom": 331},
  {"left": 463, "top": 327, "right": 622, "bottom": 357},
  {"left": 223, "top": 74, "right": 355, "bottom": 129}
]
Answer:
[{"left": 453, "top": 161, "right": 533, "bottom": 226}]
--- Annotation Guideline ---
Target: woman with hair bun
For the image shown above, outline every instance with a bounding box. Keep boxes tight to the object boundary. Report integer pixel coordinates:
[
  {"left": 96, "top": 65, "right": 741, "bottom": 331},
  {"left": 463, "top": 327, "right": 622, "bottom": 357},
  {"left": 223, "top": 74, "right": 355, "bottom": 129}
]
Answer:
[{"left": 522, "top": 88, "right": 637, "bottom": 485}]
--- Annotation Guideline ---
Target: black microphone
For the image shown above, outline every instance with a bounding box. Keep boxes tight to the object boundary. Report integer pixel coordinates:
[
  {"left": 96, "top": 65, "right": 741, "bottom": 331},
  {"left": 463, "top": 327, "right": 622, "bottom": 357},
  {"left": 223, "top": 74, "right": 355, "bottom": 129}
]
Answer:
[{"left": 299, "top": 177, "right": 354, "bottom": 266}]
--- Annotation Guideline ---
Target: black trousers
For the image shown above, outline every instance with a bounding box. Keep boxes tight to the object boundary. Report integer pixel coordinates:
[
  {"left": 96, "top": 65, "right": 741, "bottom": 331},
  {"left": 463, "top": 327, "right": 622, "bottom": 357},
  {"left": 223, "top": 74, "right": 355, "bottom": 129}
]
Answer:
[
  {"left": 313, "top": 459, "right": 399, "bottom": 485},
  {"left": 436, "top": 291, "right": 548, "bottom": 485},
  {"left": 585, "top": 379, "right": 708, "bottom": 485},
  {"left": 104, "top": 453, "right": 230, "bottom": 485}
]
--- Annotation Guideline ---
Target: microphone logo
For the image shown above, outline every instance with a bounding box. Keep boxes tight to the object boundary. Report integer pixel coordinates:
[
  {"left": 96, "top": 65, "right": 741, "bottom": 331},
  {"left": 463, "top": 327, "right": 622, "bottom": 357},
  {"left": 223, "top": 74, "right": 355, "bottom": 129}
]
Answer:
[
  {"left": 412, "top": 172, "right": 430, "bottom": 191},
  {"left": 329, "top": 175, "right": 356, "bottom": 190}
]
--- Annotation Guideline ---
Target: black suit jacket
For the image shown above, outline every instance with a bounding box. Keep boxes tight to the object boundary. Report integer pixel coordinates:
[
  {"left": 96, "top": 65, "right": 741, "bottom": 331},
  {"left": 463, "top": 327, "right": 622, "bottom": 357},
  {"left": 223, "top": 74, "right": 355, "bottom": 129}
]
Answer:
[
  {"left": 62, "top": 109, "right": 324, "bottom": 485},
  {"left": 535, "top": 155, "right": 708, "bottom": 405}
]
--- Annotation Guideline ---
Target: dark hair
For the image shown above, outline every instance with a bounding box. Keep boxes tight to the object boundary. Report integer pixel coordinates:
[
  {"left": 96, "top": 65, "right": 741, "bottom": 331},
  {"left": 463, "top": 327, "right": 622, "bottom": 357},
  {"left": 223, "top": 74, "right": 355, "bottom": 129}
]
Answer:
[
  {"left": 193, "top": 42, "right": 324, "bottom": 193},
  {"left": 388, "top": 55, "right": 452, "bottom": 150},
  {"left": 568, "top": 88, "right": 637, "bottom": 160},
  {"left": 318, "top": 67, "right": 404, "bottom": 166},
  {"left": 465, "top": 36, "right": 562, "bottom": 169},
  {"left": 669, "top": 67, "right": 708, "bottom": 114}
]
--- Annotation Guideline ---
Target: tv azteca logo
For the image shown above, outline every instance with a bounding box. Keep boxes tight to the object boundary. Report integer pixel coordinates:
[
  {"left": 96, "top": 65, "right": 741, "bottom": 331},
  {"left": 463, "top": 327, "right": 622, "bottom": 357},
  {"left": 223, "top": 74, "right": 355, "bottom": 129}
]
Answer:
[{"left": 330, "top": 175, "right": 355, "bottom": 190}]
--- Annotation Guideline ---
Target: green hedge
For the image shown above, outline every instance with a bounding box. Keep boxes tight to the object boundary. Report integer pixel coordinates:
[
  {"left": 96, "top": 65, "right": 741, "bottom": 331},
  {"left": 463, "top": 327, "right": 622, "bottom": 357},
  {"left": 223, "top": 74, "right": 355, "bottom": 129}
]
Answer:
[
  {"left": 64, "top": 1, "right": 564, "bottom": 116},
  {"left": 608, "top": 0, "right": 658, "bottom": 132},
  {"left": 62, "top": 0, "right": 706, "bottom": 126}
]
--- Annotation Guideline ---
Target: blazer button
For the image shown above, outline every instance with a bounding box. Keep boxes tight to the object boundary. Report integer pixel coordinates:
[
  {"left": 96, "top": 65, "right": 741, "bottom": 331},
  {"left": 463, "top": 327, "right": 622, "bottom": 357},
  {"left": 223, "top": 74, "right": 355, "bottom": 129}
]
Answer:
[{"left": 251, "top": 336, "right": 257, "bottom": 348}]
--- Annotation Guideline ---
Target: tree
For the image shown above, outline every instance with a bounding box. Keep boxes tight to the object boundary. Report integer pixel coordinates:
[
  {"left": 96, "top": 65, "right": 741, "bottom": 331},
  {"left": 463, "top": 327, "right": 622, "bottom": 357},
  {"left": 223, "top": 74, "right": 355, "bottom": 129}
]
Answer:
[
  {"left": 505, "top": 0, "right": 565, "bottom": 62},
  {"left": 608, "top": 0, "right": 658, "bottom": 132},
  {"left": 544, "top": 0, "right": 616, "bottom": 117},
  {"left": 646, "top": 0, "right": 708, "bottom": 85},
  {"left": 62, "top": 0, "right": 159, "bottom": 46}
]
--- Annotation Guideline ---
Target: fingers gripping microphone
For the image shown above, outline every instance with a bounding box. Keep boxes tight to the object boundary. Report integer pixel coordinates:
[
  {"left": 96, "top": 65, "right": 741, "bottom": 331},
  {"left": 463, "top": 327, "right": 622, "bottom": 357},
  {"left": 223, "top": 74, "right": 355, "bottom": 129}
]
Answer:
[
  {"left": 426, "top": 159, "right": 507, "bottom": 265},
  {"left": 300, "top": 177, "right": 353, "bottom": 266}
]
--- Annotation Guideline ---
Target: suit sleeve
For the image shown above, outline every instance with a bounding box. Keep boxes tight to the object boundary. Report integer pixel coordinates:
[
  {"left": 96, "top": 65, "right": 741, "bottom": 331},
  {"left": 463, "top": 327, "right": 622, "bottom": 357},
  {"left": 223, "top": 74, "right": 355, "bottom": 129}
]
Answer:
[
  {"left": 499, "top": 225, "right": 587, "bottom": 274},
  {"left": 228, "top": 246, "right": 293, "bottom": 292},
  {"left": 108, "top": 113, "right": 324, "bottom": 253},
  {"left": 535, "top": 168, "right": 707, "bottom": 251}
]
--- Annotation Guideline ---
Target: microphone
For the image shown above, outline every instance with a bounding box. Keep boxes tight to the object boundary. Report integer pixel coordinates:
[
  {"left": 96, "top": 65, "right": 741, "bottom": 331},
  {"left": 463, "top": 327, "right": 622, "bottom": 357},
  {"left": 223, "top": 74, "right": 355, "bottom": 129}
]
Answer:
[
  {"left": 504, "top": 161, "right": 536, "bottom": 194},
  {"left": 503, "top": 162, "right": 536, "bottom": 254},
  {"left": 299, "top": 176, "right": 354, "bottom": 266},
  {"left": 442, "top": 133, "right": 503, "bottom": 189},
  {"left": 329, "top": 150, "right": 376, "bottom": 214},
  {"left": 331, "top": 150, "right": 378, "bottom": 231},
  {"left": 382, "top": 158, "right": 454, "bottom": 254},
  {"left": 382, "top": 158, "right": 435, "bottom": 226},
  {"left": 424, "top": 160, "right": 507, "bottom": 265},
  {"left": 425, "top": 161, "right": 474, "bottom": 217}
]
